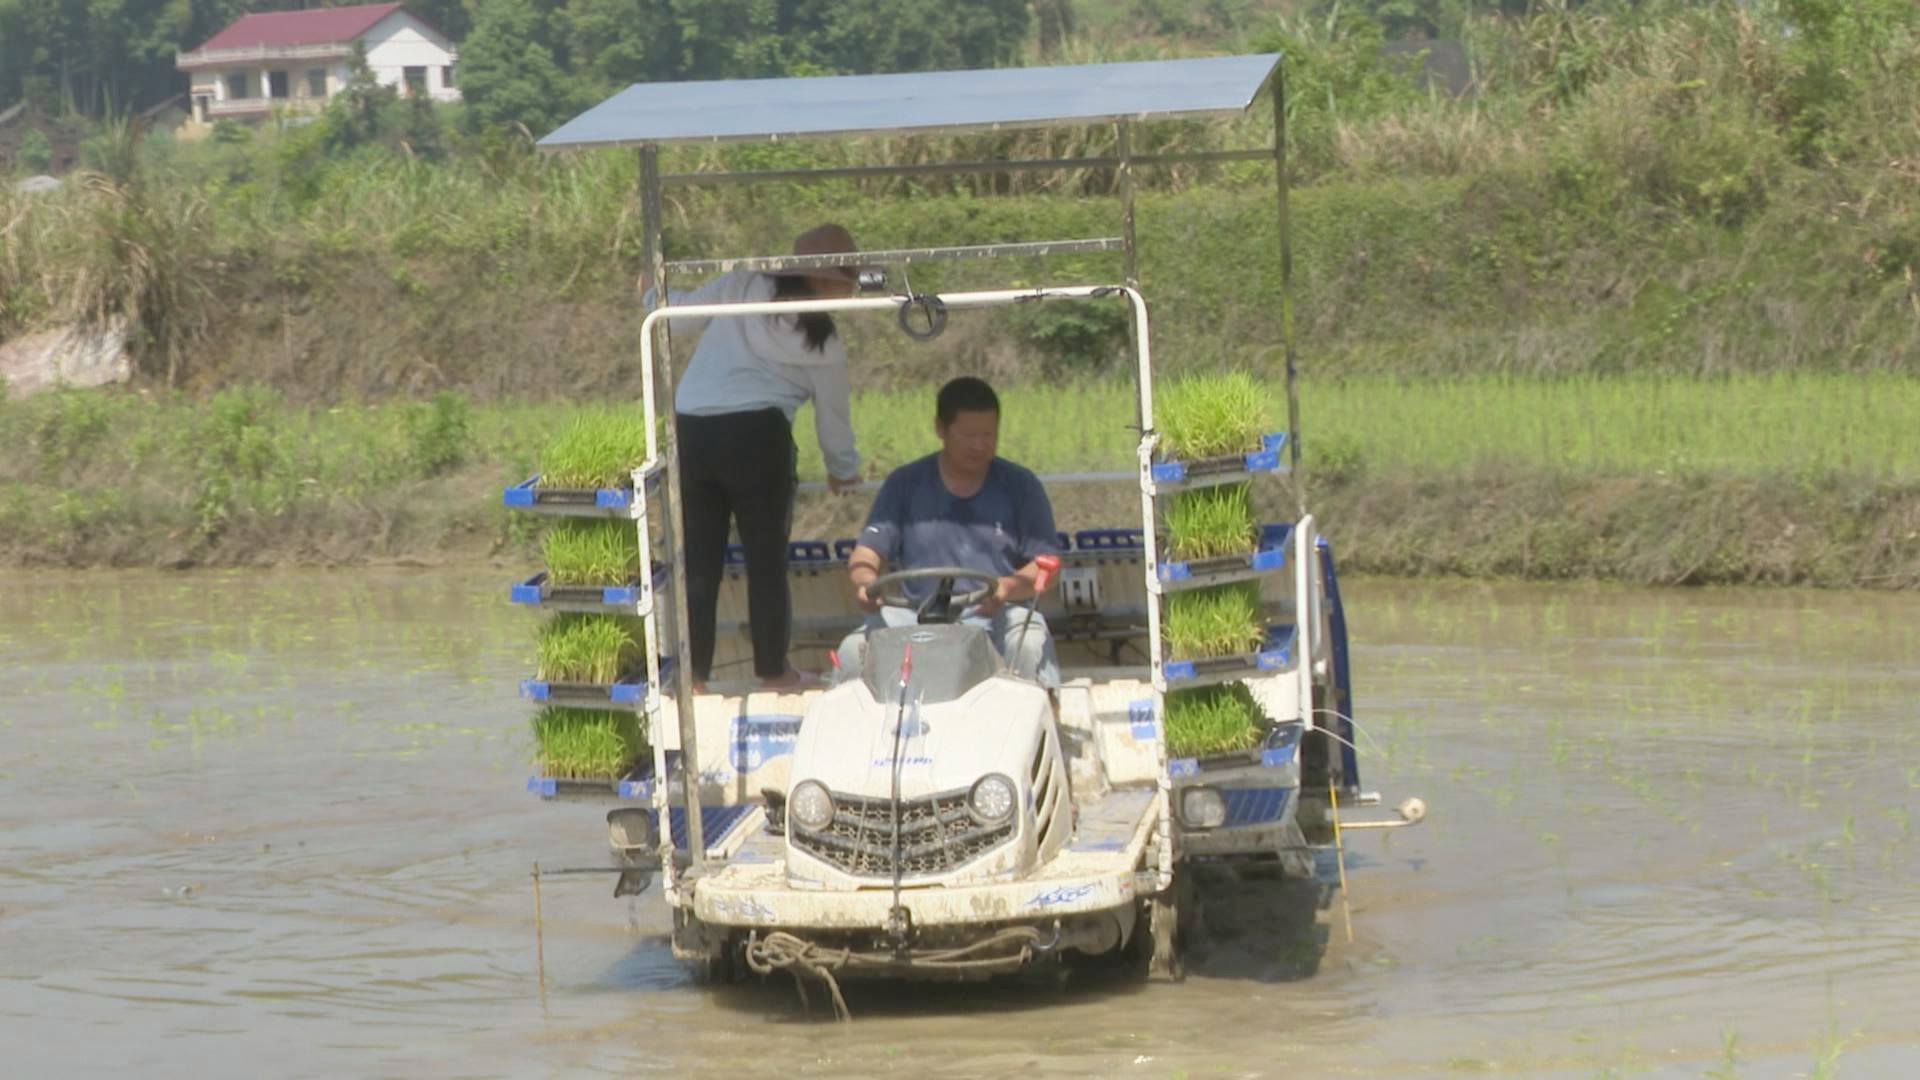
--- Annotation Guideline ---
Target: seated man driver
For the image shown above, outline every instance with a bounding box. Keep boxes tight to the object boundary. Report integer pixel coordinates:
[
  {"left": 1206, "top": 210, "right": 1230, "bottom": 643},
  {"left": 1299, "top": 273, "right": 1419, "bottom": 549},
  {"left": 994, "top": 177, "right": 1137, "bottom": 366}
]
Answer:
[{"left": 836, "top": 376, "right": 1060, "bottom": 689}]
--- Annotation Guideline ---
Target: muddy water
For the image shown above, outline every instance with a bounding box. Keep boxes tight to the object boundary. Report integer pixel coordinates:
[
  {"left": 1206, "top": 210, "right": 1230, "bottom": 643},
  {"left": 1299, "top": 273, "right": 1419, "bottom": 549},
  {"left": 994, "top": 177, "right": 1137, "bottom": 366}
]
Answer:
[{"left": 2, "top": 571, "right": 1916, "bottom": 1079}]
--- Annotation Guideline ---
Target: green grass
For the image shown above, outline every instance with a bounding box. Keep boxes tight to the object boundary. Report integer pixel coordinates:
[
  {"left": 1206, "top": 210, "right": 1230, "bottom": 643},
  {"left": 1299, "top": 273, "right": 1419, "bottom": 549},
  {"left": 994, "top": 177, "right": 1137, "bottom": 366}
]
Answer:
[
  {"left": 1163, "top": 684, "right": 1268, "bottom": 757},
  {"left": 1163, "top": 483, "right": 1258, "bottom": 560},
  {"left": 1163, "top": 583, "right": 1265, "bottom": 659},
  {"left": 535, "top": 613, "right": 646, "bottom": 683},
  {"left": 542, "top": 519, "right": 642, "bottom": 585},
  {"left": 790, "top": 374, "right": 1920, "bottom": 482},
  {"left": 532, "top": 706, "right": 647, "bottom": 779},
  {"left": 3, "top": 376, "right": 1917, "bottom": 585},
  {"left": 537, "top": 409, "right": 651, "bottom": 488},
  {"left": 1154, "top": 373, "right": 1274, "bottom": 460}
]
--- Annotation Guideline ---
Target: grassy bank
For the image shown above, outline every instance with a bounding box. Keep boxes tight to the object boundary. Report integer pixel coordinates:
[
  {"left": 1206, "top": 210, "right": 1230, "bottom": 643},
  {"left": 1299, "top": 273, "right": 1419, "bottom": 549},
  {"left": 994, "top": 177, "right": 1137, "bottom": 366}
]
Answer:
[
  {"left": 6, "top": 4, "right": 1920, "bottom": 399},
  {"left": 5, "top": 376, "right": 1914, "bottom": 587}
]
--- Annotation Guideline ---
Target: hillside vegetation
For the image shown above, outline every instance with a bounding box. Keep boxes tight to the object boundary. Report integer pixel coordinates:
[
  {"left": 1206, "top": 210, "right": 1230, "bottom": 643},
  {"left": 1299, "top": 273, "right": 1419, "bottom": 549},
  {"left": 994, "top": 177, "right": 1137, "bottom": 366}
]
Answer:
[{"left": 2, "top": 0, "right": 1917, "bottom": 583}]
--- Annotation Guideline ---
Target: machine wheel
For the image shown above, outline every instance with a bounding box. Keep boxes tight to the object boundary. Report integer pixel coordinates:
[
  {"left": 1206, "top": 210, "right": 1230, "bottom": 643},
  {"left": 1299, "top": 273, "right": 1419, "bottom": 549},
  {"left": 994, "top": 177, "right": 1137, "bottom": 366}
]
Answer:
[
  {"left": 687, "top": 944, "right": 738, "bottom": 986},
  {"left": 673, "top": 910, "right": 738, "bottom": 986},
  {"left": 1146, "top": 875, "right": 1190, "bottom": 981}
]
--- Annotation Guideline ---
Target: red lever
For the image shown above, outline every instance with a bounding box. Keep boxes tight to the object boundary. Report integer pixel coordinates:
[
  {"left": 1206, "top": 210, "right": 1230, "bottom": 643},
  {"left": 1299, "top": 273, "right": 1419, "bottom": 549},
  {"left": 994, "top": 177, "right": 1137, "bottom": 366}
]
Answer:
[{"left": 1033, "top": 553, "right": 1062, "bottom": 592}]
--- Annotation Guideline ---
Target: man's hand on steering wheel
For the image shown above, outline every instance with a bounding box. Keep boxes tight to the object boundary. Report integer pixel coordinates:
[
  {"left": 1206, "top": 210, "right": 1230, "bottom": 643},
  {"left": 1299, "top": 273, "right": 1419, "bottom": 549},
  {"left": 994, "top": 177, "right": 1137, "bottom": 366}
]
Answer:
[{"left": 974, "top": 576, "right": 1015, "bottom": 618}]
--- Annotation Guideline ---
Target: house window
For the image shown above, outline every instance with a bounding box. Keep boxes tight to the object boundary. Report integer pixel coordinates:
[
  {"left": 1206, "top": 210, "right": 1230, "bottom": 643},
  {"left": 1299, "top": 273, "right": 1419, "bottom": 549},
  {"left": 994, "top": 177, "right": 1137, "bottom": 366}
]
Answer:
[
  {"left": 268, "top": 70, "right": 289, "bottom": 99},
  {"left": 193, "top": 95, "right": 211, "bottom": 124},
  {"left": 442, "top": 65, "right": 456, "bottom": 89},
  {"left": 226, "top": 71, "right": 250, "bottom": 100},
  {"left": 403, "top": 66, "right": 428, "bottom": 95},
  {"left": 307, "top": 69, "right": 327, "bottom": 98}
]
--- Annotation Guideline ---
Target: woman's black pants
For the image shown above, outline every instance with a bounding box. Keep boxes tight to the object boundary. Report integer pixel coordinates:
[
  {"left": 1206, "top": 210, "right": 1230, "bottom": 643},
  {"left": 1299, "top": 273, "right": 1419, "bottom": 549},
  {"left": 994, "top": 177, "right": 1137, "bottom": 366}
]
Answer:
[{"left": 676, "top": 408, "right": 796, "bottom": 681}]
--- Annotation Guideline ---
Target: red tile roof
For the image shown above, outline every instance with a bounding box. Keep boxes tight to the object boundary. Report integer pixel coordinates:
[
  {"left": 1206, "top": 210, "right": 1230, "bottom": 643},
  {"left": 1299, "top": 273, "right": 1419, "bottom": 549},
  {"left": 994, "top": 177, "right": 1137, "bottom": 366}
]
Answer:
[{"left": 192, "top": 3, "right": 404, "bottom": 52}]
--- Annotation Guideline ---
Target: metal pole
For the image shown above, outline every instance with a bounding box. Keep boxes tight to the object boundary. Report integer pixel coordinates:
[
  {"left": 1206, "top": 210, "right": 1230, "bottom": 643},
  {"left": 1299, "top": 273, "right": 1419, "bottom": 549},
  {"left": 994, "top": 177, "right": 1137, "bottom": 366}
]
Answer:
[
  {"left": 1118, "top": 123, "right": 1138, "bottom": 289},
  {"left": 532, "top": 861, "right": 546, "bottom": 995},
  {"left": 1273, "top": 71, "right": 1303, "bottom": 513},
  {"left": 642, "top": 143, "right": 705, "bottom": 870}
]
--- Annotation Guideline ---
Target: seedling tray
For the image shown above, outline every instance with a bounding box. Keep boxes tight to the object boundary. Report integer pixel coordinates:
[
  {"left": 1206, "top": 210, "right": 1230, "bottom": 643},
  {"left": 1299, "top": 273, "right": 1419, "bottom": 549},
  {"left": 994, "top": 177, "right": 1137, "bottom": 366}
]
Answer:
[
  {"left": 1167, "top": 723, "right": 1304, "bottom": 779},
  {"left": 1147, "top": 432, "right": 1290, "bottom": 494},
  {"left": 510, "top": 566, "right": 670, "bottom": 615},
  {"left": 1155, "top": 524, "right": 1293, "bottom": 592},
  {"left": 520, "top": 658, "right": 674, "bottom": 712},
  {"left": 1160, "top": 624, "right": 1298, "bottom": 691},
  {"left": 501, "top": 463, "right": 661, "bottom": 519},
  {"left": 525, "top": 767, "right": 647, "bottom": 802}
]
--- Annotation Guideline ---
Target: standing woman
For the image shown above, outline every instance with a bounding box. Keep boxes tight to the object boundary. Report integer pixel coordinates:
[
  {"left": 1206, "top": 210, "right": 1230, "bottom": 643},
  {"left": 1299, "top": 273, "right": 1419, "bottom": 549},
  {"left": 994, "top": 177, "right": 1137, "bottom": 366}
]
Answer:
[{"left": 644, "top": 224, "right": 864, "bottom": 689}]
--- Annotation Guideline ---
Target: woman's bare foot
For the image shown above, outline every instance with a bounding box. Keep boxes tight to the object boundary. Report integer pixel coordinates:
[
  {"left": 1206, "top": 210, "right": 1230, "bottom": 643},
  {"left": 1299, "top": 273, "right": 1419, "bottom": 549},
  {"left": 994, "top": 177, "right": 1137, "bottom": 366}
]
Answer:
[{"left": 759, "top": 669, "right": 822, "bottom": 690}]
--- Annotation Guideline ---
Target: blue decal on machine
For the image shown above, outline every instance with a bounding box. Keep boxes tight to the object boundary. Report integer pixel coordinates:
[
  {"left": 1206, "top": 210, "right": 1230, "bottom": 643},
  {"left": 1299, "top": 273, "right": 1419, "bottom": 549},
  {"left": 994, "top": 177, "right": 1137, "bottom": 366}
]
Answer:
[
  {"left": 1128, "top": 699, "right": 1157, "bottom": 739},
  {"left": 730, "top": 714, "right": 803, "bottom": 771},
  {"left": 1028, "top": 883, "right": 1097, "bottom": 907}
]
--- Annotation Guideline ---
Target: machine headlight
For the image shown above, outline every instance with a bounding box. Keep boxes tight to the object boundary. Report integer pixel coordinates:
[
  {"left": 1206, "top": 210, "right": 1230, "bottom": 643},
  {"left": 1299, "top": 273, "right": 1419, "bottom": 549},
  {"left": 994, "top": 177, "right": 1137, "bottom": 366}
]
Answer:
[
  {"left": 968, "top": 773, "right": 1017, "bottom": 825},
  {"left": 1179, "top": 786, "right": 1227, "bottom": 830},
  {"left": 606, "top": 807, "right": 656, "bottom": 853},
  {"left": 789, "top": 780, "right": 835, "bottom": 831}
]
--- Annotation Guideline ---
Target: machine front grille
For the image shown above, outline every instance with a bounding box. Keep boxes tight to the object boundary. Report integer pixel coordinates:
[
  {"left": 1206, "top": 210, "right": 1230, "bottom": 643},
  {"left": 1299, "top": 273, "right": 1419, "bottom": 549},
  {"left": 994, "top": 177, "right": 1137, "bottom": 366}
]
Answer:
[{"left": 790, "top": 787, "right": 1014, "bottom": 878}]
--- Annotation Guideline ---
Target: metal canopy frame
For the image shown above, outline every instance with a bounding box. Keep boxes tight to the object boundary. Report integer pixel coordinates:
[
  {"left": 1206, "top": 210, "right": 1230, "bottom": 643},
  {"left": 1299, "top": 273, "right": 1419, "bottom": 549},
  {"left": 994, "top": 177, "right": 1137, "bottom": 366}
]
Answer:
[{"left": 536, "top": 54, "right": 1297, "bottom": 880}]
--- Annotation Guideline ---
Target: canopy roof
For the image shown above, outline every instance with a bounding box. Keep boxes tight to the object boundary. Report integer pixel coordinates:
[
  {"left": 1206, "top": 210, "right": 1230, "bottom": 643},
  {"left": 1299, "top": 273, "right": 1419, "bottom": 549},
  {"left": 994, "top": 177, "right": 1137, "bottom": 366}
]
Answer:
[{"left": 537, "top": 54, "right": 1280, "bottom": 150}]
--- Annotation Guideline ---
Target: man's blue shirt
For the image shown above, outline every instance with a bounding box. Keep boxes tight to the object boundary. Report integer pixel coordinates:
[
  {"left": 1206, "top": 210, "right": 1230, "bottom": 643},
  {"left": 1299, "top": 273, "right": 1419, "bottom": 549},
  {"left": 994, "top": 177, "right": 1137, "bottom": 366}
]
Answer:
[{"left": 858, "top": 454, "right": 1058, "bottom": 588}]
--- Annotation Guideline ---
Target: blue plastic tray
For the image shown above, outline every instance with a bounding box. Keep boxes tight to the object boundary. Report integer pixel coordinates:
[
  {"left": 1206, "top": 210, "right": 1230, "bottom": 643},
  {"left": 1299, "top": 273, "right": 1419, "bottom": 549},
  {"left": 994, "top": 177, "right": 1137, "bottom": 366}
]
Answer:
[
  {"left": 1149, "top": 432, "right": 1290, "bottom": 491},
  {"left": 1162, "top": 624, "right": 1297, "bottom": 688}
]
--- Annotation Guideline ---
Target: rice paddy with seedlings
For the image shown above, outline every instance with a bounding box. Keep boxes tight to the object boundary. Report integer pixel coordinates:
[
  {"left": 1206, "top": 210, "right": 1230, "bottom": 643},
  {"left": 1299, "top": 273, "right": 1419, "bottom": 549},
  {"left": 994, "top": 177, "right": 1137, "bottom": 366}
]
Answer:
[
  {"left": 7, "top": 571, "right": 1918, "bottom": 1075},
  {"left": 541, "top": 520, "right": 642, "bottom": 586}
]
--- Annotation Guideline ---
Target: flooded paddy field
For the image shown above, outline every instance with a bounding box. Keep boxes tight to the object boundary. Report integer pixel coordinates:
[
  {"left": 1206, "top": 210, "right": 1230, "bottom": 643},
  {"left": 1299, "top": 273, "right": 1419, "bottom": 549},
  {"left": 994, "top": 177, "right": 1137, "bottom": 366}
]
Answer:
[{"left": 1, "top": 571, "right": 1916, "bottom": 1078}]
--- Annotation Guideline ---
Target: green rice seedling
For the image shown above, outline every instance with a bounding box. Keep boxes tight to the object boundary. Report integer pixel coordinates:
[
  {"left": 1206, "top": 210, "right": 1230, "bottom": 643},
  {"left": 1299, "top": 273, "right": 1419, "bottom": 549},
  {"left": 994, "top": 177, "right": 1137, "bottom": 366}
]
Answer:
[
  {"left": 1163, "top": 683, "right": 1267, "bottom": 756},
  {"left": 538, "top": 409, "right": 652, "bottom": 488},
  {"left": 543, "top": 519, "right": 642, "bottom": 585},
  {"left": 1163, "top": 582, "right": 1264, "bottom": 658},
  {"left": 536, "top": 613, "right": 646, "bottom": 683},
  {"left": 1155, "top": 372, "right": 1272, "bottom": 460},
  {"left": 531, "top": 706, "right": 647, "bottom": 778},
  {"left": 1163, "top": 483, "right": 1257, "bottom": 560}
]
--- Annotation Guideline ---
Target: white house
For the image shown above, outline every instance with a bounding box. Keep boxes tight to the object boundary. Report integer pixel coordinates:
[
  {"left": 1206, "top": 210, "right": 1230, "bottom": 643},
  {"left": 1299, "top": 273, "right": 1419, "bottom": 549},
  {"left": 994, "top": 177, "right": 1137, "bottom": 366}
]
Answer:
[{"left": 175, "top": 3, "right": 459, "bottom": 130}]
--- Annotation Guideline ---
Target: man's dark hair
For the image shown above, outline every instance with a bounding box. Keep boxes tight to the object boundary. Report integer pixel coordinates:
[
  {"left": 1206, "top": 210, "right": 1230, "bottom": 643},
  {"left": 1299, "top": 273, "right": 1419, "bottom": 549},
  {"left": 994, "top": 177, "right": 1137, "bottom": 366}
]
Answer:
[{"left": 936, "top": 377, "right": 1000, "bottom": 425}]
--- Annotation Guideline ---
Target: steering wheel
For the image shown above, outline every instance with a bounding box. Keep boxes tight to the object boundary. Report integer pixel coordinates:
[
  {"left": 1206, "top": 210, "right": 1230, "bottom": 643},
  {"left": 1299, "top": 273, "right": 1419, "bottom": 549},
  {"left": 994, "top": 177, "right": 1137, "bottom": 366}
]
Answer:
[{"left": 868, "top": 566, "right": 998, "bottom": 624}]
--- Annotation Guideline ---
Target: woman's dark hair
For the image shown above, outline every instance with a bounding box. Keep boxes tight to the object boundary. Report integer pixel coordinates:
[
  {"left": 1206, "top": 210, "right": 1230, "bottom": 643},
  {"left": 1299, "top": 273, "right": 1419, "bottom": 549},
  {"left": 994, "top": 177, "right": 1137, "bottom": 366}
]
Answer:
[{"left": 771, "top": 274, "right": 837, "bottom": 353}]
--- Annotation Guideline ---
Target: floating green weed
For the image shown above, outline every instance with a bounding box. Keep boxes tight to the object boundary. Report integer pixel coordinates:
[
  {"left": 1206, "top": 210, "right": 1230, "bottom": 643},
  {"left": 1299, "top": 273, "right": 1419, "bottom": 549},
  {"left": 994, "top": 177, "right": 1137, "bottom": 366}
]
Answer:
[
  {"left": 1155, "top": 373, "right": 1272, "bottom": 460},
  {"left": 538, "top": 410, "right": 651, "bottom": 488},
  {"left": 535, "top": 613, "right": 645, "bottom": 683},
  {"left": 1163, "top": 483, "right": 1257, "bottom": 560},
  {"left": 532, "top": 706, "right": 646, "bottom": 779},
  {"left": 1164, "top": 683, "right": 1267, "bottom": 756},
  {"left": 543, "top": 519, "right": 641, "bottom": 585},
  {"left": 1163, "top": 583, "right": 1264, "bottom": 658}
]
